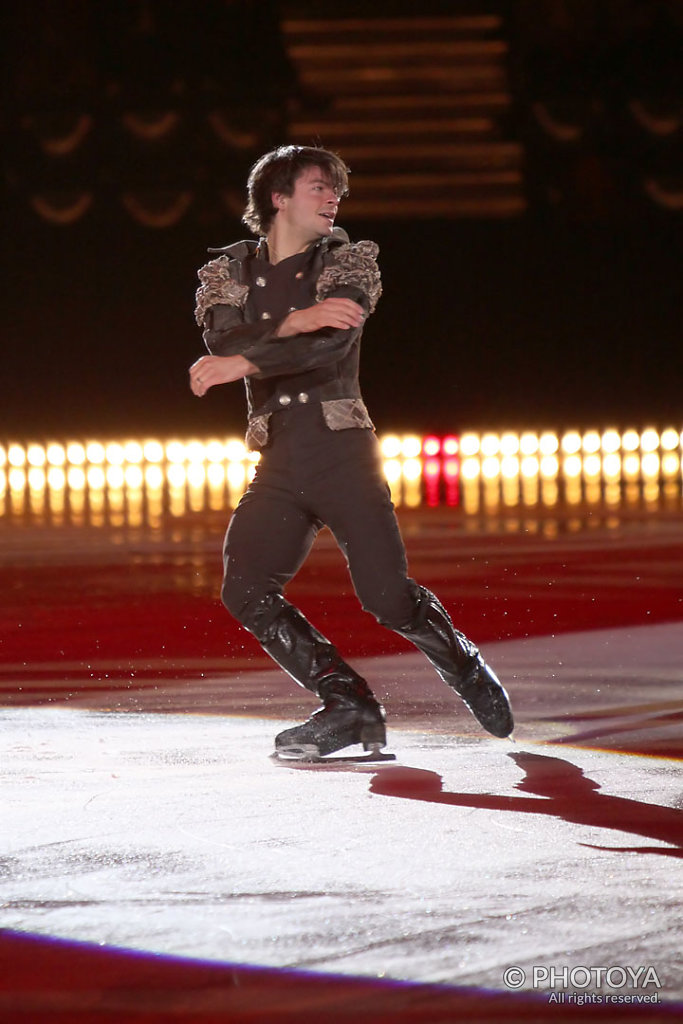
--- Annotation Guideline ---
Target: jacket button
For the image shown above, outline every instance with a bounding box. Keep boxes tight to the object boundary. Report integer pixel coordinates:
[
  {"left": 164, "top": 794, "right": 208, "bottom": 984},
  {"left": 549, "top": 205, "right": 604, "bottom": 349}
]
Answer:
[
  {"left": 295, "top": 271, "right": 304, "bottom": 279},
  {"left": 278, "top": 394, "right": 291, "bottom": 406},
  {"left": 255, "top": 276, "right": 266, "bottom": 287},
  {"left": 297, "top": 392, "right": 309, "bottom": 404},
  {"left": 261, "top": 311, "right": 271, "bottom": 319}
]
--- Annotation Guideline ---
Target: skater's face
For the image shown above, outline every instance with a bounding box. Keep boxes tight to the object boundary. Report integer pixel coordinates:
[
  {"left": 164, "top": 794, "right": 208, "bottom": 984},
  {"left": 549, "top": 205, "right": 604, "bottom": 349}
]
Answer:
[{"left": 271, "top": 165, "right": 340, "bottom": 242}]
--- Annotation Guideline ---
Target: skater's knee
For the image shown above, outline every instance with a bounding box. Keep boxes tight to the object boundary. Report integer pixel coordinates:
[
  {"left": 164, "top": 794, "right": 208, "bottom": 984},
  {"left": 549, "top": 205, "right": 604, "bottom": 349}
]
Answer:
[
  {"left": 360, "top": 576, "right": 421, "bottom": 631},
  {"left": 221, "top": 579, "right": 286, "bottom": 640}
]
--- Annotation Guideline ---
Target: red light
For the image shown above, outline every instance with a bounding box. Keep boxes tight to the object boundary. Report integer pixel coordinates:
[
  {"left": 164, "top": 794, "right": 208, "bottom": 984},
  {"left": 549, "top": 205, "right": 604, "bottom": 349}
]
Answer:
[
  {"left": 423, "top": 436, "right": 441, "bottom": 456},
  {"left": 443, "top": 458, "right": 459, "bottom": 478},
  {"left": 442, "top": 435, "right": 459, "bottom": 456},
  {"left": 424, "top": 458, "right": 440, "bottom": 477}
]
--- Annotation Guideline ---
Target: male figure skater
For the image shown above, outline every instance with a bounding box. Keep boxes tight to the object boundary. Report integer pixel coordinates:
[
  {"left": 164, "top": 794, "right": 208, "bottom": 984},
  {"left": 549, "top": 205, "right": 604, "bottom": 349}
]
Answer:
[{"left": 190, "top": 145, "right": 513, "bottom": 759}]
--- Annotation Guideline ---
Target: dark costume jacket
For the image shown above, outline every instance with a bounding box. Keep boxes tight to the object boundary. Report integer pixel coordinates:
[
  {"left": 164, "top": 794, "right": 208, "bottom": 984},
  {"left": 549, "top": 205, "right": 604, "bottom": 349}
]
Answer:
[{"left": 194, "top": 227, "right": 382, "bottom": 450}]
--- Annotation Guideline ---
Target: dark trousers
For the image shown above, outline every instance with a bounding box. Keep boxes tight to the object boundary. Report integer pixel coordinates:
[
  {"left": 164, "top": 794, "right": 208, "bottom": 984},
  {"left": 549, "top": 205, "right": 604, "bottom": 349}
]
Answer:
[{"left": 222, "top": 404, "right": 419, "bottom": 634}]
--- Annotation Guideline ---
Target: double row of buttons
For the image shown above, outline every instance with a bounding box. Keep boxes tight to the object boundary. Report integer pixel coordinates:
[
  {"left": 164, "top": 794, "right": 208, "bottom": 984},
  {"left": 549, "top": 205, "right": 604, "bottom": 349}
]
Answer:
[
  {"left": 278, "top": 392, "right": 309, "bottom": 406},
  {"left": 261, "top": 307, "right": 298, "bottom": 320}
]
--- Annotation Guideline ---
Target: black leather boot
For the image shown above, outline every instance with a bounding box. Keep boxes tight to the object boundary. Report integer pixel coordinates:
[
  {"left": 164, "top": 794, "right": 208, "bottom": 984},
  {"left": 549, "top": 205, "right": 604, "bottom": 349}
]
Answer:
[
  {"left": 396, "top": 587, "right": 513, "bottom": 738},
  {"left": 243, "top": 593, "right": 387, "bottom": 758}
]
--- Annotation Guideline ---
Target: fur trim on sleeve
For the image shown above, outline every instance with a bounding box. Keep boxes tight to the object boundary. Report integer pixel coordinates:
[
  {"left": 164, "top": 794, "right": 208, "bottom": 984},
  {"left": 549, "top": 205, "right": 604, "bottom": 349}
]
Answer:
[
  {"left": 194, "top": 255, "right": 249, "bottom": 325},
  {"left": 316, "top": 240, "right": 382, "bottom": 314}
]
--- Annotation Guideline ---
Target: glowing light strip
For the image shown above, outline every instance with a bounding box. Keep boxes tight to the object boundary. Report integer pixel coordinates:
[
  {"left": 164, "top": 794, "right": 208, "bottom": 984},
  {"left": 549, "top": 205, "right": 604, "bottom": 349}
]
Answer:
[{"left": 2, "top": 428, "right": 681, "bottom": 472}]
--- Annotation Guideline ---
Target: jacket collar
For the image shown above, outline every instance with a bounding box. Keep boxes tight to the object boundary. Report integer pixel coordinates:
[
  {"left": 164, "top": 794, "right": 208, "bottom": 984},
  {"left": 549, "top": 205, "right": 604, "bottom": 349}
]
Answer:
[{"left": 207, "top": 226, "right": 349, "bottom": 260}]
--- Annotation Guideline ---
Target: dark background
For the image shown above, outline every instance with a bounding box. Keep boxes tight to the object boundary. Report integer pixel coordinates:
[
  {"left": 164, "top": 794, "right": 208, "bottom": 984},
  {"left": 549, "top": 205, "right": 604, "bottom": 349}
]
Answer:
[{"left": 2, "top": 1, "right": 682, "bottom": 441}]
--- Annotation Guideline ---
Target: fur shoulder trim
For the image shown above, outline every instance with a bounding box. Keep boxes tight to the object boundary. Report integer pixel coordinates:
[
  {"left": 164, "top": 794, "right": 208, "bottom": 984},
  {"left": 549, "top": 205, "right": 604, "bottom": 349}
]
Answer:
[
  {"left": 194, "top": 255, "right": 249, "bottom": 325},
  {"left": 316, "top": 240, "right": 382, "bottom": 314}
]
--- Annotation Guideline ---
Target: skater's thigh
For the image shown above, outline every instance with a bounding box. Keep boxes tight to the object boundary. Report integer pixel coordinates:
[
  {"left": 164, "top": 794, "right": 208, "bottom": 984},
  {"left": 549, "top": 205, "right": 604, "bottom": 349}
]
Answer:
[
  {"left": 317, "top": 440, "right": 415, "bottom": 626},
  {"left": 223, "top": 484, "right": 318, "bottom": 599}
]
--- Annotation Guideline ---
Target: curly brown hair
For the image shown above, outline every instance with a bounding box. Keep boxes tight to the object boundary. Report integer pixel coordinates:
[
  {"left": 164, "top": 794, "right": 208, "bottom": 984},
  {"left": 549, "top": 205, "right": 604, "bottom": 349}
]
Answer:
[{"left": 243, "top": 145, "right": 350, "bottom": 235}]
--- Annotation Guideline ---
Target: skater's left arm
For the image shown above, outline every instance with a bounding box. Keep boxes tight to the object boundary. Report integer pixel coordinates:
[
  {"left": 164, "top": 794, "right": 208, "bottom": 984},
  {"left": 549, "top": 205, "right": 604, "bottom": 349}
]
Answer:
[{"left": 228, "top": 238, "right": 383, "bottom": 378}]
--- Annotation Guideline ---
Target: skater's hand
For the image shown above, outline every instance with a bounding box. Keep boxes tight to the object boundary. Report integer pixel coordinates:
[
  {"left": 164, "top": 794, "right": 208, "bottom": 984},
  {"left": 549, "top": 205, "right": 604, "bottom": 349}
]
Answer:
[
  {"left": 276, "top": 298, "right": 365, "bottom": 337},
  {"left": 189, "top": 354, "right": 258, "bottom": 396}
]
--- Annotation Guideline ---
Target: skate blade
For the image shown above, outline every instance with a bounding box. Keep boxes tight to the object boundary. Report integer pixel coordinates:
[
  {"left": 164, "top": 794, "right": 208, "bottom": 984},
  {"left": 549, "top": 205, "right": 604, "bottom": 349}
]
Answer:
[
  {"left": 271, "top": 743, "right": 321, "bottom": 762},
  {"left": 271, "top": 745, "right": 396, "bottom": 765}
]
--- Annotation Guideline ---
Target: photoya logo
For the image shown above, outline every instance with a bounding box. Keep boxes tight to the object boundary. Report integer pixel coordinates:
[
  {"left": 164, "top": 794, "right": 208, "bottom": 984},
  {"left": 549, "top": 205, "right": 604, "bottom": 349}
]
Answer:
[{"left": 503, "top": 964, "right": 662, "bottom": 991}]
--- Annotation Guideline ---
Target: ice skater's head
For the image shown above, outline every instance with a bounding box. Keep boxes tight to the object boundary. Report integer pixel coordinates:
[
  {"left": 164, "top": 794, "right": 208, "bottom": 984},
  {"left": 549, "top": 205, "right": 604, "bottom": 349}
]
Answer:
[{"left": 243, "top": 145, "right": 350, "bottom": 239}]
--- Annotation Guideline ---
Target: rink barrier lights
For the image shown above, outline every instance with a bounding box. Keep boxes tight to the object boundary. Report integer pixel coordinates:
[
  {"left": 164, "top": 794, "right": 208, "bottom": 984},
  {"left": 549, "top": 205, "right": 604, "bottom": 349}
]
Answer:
[{"left": 1, "top": 428, "right": 682, "bottom": 528}]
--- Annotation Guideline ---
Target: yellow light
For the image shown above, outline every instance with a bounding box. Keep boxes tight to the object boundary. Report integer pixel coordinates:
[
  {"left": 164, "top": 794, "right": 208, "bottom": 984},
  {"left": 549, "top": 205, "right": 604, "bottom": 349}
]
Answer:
[
  {"left": 145, "top": 465, "right": 164, "bottom": 488},
  {"left": 186, "top": 441, "right": 206, "bottom": 464},
  {"left": 641, "top": 452, "right": 660, "bottom": 477},
  {"left": 143, "top": 440, "right": 164, "bottom": 463},
  {"left": 123, "top": 441, "right": 144, "bottom": 464},
  {"left": 623, "top": 453, "right": 640, "bottom": 478},
  {"left": 8, "top": 444, "right": 26, "bottom": 467},
  {"left": 124, "top": 465, "right": 144, "bottom": 488},
  {"left": 205, "top": 440, "right": 226, "bottom": 463},
  {"left": 47, "top": 467, "right": 66, "bottom": 490},
  {"left": 602, "top": 453, "right": 621, "bottom": 479},
  {"left": 402, "top": 458, "right": 422, "bottom": 481},
  {"left": 583, "top": 454, "right": 601, "bottom": 477},
  {"left": 187, "top": 463, "right": 206, "bottom": 486},
  {"left": 540, "top": 455, "right": 559, "bottom": 478},
  {"left": 621, "top": 429, "right": 640, "bottom": 452},
  {"left": 520, "top": 432, "right": 539, "bottom": 456},
  {"left": 46, "top": 443, "right": 66, "bottom": 466},
  {"left": 601, "top": 429, "right": 621, "bottom": 454},
  {"left": 461, "top": 457, "right": 480, "bottom": 480},
  {"left": 563, "top": 455, "right": 582, "bottom": 478},
  {"left": 227, "top": 463, "right": 246, "bottom": 488},
  {"left": 87, "top": 467, "right": 106, "bottom": 489},
  {"left": 67, "top": 467, "right": 86, "bottom": 489},
  {"left": 105, "top": 442, "right": 124, "bottom": 466},
  {"left": 167, "top": 464, "right": 187, "bottom": 487},
  {"left": 226, "top": 439, "right": 248, "bottom": 462},
  {"left": 27, "top": 444, "right": 46, "bottom": 467},
  {"left": 86, "top": 441, "right": 106, "bottom": 464},
  {"left": 166, "top": 441, "right": 186, "bottom": 463},
  {"left": 383, "top": 459, "right": 401, "bottom": 483},
  {"left": 660, "top": 428, "right": 680, "bottom": 451},
  {"left": 500, "top": 455, "right": 519, "bottom": 478},
  {"left": 28, "top": 467, "right": 45, "bottom": 489},
  {"left": 380, "top": 435, "right": 402, "bottom": 459},
  {"left": 521, "top": 456, "right": 539, "bottom": 477},
  {"left": 662, "top": 452, "right": 680, "bottom": 476},
  {"left": 481, "top": 456, "right": 500, "bottom": 480},
  {"left": 0, "top": 446, "right": 6, "bottom": 468},
  {"left": 105, "top": 466, "right": 124, "bottom": 488},
  {"left": 640, "top": 428, "right": 659, "bottom": 453},
  {"left": 500, "top": 433, "right": 520, "bottom": 456},
  {"left": 539, "top": 432, "right": 559, "bottom": 455},
  {"left": 561, "top": 431, "right": 582, "bottom": 455},
  {"left": 401, "top": 435, "right": 422, "bottom": 459},
  {"left": 207, "top": 463, "right": 226, "bottom": 487},
  {"left": 582, "top": 430, "right": 601, "bottom": 454},
  {"left": 480, "top": 433, "right": 500, "bottom": 457},
  {"left": 66, "top": 442, "right": 86, "bottom": 465},
  {"left": 459, "top": 433, "right": 480, "bottom": 457},
  {"left": 9, "top": 467, "right": 26, "bottom": 490}
]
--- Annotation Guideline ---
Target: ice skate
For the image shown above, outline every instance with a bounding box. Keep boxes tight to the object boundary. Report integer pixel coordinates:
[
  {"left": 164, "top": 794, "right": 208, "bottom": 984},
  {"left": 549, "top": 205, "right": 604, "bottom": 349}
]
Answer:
[
  {"left": 452, "top": 653, "right": 513, "bottom": 739},
  {"left": 397, "top": 586, "right": 514, "bottom": 739},
  {"left": 273, "top": 686, "right": 392, "bottom": 762}
]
